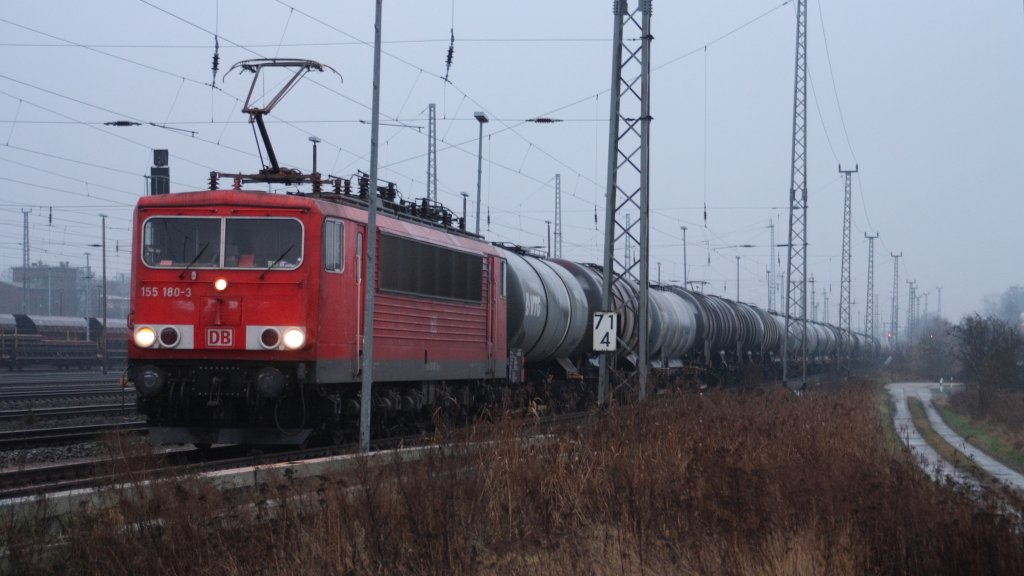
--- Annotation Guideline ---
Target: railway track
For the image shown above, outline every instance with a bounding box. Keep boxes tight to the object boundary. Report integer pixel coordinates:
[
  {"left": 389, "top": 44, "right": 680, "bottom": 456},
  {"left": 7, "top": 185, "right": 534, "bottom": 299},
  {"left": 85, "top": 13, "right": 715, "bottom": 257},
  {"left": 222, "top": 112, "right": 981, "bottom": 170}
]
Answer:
[
  {"left": 0, "top": 422, "right": 147, "bottom": 450},
  {"left": 0, "top": 408, "right": 588, "bottom": 502},
  {"left": 0, "top": 377, "right": 132, "bottom": 398},
  {"left": 0, "top": 443, "right": 343, "bottom": 500},
  {"left": 0, "top": 404, "right": 137, "bottom": 421},
  {"left": 0, "top": 387, "right": 134, "bottom": 402},
  {"left": 0, "top": 374, "right": 122, "bottom": 384}
]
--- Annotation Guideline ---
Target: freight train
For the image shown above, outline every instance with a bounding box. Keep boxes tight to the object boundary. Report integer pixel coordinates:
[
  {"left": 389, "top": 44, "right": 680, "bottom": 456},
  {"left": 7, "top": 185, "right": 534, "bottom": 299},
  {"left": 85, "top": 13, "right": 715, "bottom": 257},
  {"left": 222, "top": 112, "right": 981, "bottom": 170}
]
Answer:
[
  {"left": 126, "top": 57, "right": 879, "bottom": 446},
  {"left": 126, "top": 177, "right": 880, "bottom": 446},
  {"left": 0, "top": 313, "right": 127, "bottom": 370}
]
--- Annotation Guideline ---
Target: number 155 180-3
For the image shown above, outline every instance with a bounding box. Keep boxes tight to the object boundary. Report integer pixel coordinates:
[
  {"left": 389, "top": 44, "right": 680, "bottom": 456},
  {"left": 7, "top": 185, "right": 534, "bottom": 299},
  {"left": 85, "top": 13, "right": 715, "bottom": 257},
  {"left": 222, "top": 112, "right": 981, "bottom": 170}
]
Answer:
[{"left": 140, "top": 286, "right": 192, "bottom": 298}]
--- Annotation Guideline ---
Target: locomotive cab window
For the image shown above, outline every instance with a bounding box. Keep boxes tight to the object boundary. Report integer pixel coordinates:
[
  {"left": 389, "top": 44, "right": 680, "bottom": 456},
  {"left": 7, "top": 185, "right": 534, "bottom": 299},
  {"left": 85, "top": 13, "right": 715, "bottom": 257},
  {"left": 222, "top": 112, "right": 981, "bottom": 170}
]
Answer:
[
  {"left": 142, "top": 216, "right": 303, "bottom": 270},
  {"left": 142, "top": 217, "right": 221, "bottom": 268},
  {"left": 224, "top": 218, "right": 303, "bottom": 270}
]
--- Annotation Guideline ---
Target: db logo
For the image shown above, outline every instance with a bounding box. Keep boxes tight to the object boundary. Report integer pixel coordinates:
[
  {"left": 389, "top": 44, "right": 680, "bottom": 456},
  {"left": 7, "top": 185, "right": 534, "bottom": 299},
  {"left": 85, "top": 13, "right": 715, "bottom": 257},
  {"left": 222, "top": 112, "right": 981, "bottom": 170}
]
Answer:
[{"left": 206, "top": 328, "right": 234, "bottom": 347}]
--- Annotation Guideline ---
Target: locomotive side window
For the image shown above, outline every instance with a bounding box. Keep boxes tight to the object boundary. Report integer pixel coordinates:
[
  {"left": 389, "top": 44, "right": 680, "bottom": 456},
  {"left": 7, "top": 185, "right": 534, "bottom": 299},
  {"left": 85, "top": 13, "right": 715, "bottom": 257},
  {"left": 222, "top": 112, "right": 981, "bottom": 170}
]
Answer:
[
  {"left": 323, "top": 219, "right": 344, "bottom": 273},
  {"left": 143, "top": 217, "right": 221, "bottom": 268},
  {"left": 356, "top": 232, "right": 363, "bottom": 281},
  {"left": 380, "top": 234, "right": 483, "bottom": 302}
]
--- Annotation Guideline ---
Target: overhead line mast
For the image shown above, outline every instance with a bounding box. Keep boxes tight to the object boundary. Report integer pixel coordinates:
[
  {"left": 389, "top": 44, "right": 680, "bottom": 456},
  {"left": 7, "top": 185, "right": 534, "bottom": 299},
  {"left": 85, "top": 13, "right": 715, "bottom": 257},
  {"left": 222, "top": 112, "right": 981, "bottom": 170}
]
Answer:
[
  {"left": 907, "top": 280, "right": 917, "bottom": 343},
  {"left": 783, "top": 0, "right": 809, "bottom": 388},
  {"left": 838, "top": 164, "right": 857, "bottom": 369},
  {"left": 427, "top": 103, "right": 438, "bottom": 203},
  {"left": 864, "top": 233, "right": 879, "bottom": 340},
  {"left": 599, "top": 0, "right": 652, "bottom": 403},
  {"left": 890, "top": 252, "right": 902, "bottom": 346}
]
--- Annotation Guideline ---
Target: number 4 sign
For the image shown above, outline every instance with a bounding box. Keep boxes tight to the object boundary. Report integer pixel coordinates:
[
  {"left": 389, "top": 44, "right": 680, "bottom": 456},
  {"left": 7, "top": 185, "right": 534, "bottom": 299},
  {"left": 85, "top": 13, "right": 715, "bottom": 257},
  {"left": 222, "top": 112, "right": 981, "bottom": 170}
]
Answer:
[{"left": 592, "top": 312, "right": 618, "bottom": 352}]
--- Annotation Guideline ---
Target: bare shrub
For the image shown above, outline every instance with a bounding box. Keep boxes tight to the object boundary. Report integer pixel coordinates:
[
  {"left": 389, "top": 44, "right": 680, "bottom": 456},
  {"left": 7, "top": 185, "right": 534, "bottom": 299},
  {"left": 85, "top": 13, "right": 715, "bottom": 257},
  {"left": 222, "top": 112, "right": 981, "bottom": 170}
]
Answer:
[{"left": 6, "top": 384, "right": 1024, "bottom": 575}]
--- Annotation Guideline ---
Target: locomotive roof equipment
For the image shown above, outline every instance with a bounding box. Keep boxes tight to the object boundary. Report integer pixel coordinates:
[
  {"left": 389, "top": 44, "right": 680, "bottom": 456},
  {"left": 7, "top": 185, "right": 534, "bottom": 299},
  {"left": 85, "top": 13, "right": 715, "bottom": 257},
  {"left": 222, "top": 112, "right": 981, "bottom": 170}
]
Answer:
[{"left": 222, "top": 58, "right": 341, "bottom": 186}]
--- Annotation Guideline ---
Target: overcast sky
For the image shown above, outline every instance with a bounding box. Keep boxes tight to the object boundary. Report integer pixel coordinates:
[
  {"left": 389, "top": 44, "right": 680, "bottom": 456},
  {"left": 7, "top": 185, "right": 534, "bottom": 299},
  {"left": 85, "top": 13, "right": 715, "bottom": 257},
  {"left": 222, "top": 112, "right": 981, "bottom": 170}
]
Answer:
[{"left": 1, "top": 0, "right": 1021, "bottom": 331}]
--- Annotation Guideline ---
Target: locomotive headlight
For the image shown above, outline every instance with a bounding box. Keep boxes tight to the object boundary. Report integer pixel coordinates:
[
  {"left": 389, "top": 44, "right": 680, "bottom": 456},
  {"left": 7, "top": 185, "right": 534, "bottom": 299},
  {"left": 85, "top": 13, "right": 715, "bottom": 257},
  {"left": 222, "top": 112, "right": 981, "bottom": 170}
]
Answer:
[
  {"left": 159, "top": 326, "right": 180, "bottom": 348},
  {"left": 282, "top": 328, "right": 306, "bottom": 350},
  {"left": 213, "top": 277, "right": 229, "bottom": 291},
  {"left": 134, "top": 326, "right": 157, "bottom": 348},
  {"left": 259, "top": 328, "right": 281, "bottom": 349}
]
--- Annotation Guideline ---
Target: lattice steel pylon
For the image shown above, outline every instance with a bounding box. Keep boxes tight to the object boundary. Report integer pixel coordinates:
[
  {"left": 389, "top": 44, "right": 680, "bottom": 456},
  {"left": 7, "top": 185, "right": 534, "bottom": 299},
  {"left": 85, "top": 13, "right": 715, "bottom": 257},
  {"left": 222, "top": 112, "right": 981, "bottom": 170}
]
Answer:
[
  {"left": 864, "top": 233, "right": 878, "bottom": 339},
  {"left": 426, "top": 103, "right": 438, "bottom": 203},
  {"left": 907, "top": 280, "right": 917, "bottom": 344},
  {"left": 599, "top": 0, "right": 652, "bottom": 404},
  {"left": 838, "top": 165, "right": 857, "bottom": 365},
  {"left": 890, "top": 252, "right": 902, "bottom": 346},
  {"left": 782, "top": 0, "right": 809, "bottom": 387},
  {"left": 554, "top": 174, "right": 562, "bottom": 258}
]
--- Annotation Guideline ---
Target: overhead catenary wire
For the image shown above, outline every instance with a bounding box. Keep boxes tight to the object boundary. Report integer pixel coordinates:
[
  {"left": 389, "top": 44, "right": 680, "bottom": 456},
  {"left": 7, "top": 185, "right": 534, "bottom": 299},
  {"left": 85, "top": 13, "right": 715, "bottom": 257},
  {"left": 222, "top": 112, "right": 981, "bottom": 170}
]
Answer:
[{"left": 1, "top": 2, "right": 882, "bottom": 302}]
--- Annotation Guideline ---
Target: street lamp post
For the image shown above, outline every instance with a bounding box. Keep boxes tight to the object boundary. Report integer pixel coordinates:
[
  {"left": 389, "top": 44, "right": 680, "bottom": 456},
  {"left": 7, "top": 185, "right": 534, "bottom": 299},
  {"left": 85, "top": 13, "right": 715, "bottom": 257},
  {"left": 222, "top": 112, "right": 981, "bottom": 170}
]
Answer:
[
  {"left": 473, "top": 111, "right": 489, "bottom": 236},
  {"left": 736, "top": 255, "right": 740, "bottom": 301},
  {"left": 99, "top": 214, "right": 108, "bottom": 374},
  {"left": 681, "top": 226, "right": 688, "bottom": 287}
]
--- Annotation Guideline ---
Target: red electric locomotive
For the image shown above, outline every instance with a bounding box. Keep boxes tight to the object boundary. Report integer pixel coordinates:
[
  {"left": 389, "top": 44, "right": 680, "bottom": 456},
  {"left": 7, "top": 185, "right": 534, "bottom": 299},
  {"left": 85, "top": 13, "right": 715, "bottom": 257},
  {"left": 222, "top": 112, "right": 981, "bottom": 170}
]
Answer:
[{"left": 128, "top": 186, "right": 508, "bottom": 445}]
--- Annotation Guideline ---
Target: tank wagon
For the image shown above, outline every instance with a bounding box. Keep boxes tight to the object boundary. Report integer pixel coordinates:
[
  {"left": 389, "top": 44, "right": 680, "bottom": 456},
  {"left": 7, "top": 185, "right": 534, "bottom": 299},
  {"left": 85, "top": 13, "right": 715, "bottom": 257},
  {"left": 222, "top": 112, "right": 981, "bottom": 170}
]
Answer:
[{"left": 126, "top": 179, "right": 879, "bottom": 446}]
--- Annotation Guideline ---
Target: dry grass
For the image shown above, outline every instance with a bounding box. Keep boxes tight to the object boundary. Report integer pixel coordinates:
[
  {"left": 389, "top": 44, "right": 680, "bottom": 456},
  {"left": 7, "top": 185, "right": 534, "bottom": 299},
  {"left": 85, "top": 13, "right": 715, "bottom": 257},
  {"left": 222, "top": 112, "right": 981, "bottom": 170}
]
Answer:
[{"left": 4, "top": 382, "right": 1024, "bottom": 575}]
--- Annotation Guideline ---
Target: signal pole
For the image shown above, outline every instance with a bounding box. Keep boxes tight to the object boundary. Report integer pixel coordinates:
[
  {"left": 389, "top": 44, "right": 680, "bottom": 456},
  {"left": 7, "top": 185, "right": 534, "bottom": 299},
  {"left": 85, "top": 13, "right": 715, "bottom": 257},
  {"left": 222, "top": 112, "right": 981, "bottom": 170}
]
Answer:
[
  {"left": 864, "top": 233, "right": 878, "bottom": 339},
  {"left": 600, "top": 0, "right": 652, "bottom": 403},
  {"left": 783, "top": 0, "right": 809, "bottom": 387},
  {"left": 890, "top": 252, "right": 902, "bottom": 346}
]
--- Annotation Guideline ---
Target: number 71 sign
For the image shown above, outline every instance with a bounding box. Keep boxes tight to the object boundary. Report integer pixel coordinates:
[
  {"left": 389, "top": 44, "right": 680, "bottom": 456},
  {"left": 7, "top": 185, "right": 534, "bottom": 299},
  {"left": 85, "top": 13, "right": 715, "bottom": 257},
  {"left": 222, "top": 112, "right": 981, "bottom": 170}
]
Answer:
[{"left": 592, "top": 312, "right": 618, "bottom": 351}]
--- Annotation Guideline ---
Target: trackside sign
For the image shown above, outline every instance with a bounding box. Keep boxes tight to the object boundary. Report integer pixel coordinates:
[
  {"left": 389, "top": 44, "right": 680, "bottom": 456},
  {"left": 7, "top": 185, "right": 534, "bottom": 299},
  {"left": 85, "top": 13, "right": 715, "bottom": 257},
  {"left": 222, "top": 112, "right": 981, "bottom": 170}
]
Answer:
[{"left": 592, "top": 312, "right": 618, "bottom": 352}]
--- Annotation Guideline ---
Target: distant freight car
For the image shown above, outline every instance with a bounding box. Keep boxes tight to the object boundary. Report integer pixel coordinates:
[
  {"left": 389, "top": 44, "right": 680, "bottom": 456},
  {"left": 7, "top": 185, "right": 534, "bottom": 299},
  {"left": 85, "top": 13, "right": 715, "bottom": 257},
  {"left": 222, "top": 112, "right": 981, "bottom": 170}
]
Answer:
[{"left": 0, "top": 313, "right": 126, "bottom": 370}]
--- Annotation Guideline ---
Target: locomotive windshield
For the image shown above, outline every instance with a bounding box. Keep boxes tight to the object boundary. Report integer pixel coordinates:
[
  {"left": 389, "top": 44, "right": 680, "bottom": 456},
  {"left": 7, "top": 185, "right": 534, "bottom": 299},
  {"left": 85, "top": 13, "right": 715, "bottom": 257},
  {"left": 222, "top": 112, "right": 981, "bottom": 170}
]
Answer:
[{"left": 142, "top": 216, "right": 303, "bottom": 270}]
